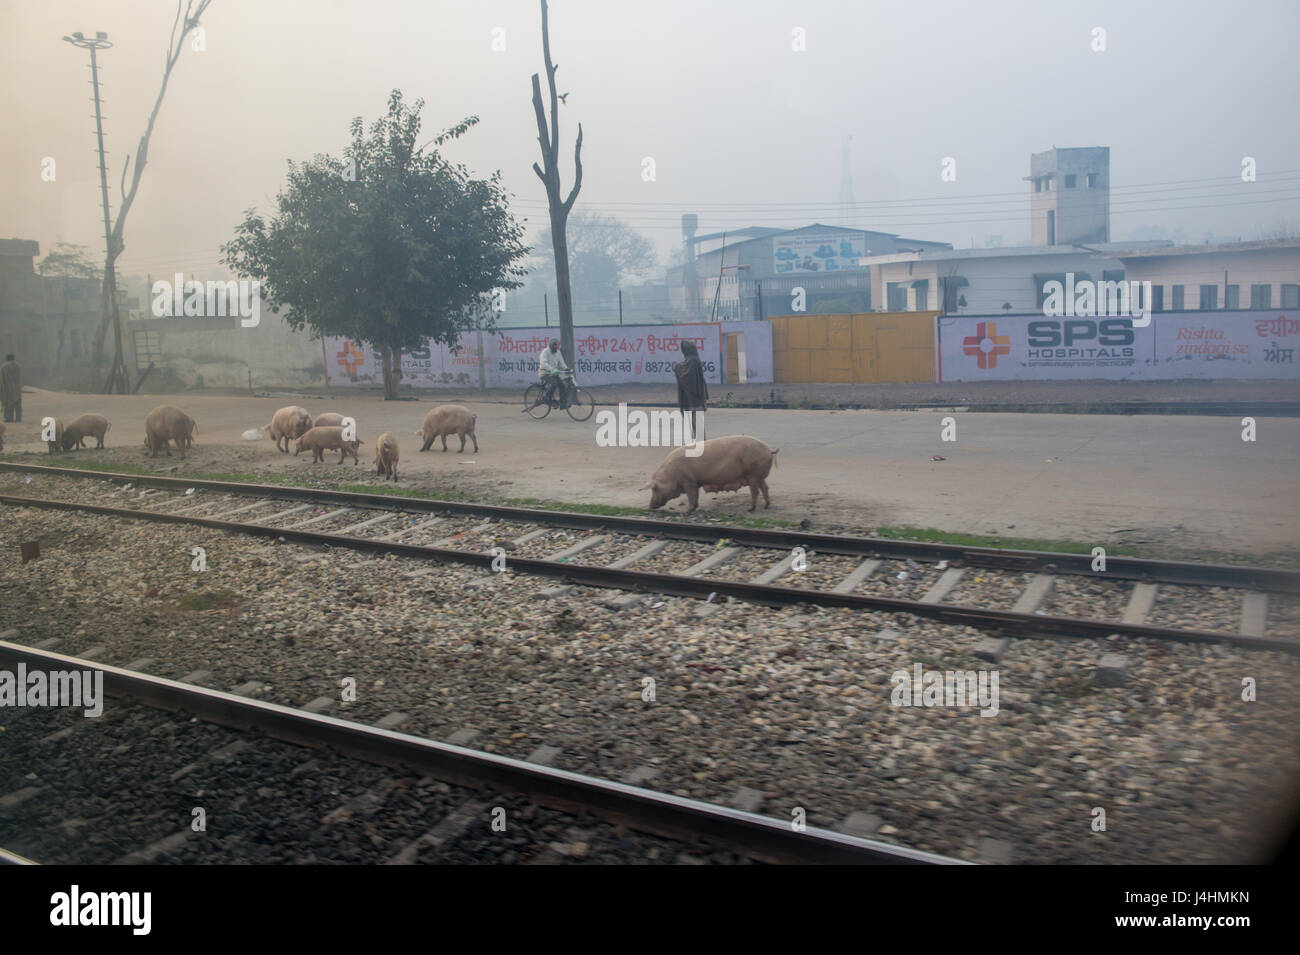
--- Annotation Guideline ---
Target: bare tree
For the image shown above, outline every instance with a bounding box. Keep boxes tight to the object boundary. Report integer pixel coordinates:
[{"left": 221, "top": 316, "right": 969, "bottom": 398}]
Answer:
[
  {"left": 90, "top": 0, "right": 214, "bottom": 392},
  {"left": 530, "top": 0, "right": 582, "bottom": 367}
]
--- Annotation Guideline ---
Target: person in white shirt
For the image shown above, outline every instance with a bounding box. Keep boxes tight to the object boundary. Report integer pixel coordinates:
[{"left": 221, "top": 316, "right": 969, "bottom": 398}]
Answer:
[{"left": 538, "top": 338, "right": 571, "bottom": 408}]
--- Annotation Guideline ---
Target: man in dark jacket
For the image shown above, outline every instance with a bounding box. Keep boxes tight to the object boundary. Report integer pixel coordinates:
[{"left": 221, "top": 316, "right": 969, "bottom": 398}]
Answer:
[
  {"left": 0, "top": 354, "right": 21, "bottom": 423},
  {"left": 673, "top": 340, "right": 708, "bottom": 442}
]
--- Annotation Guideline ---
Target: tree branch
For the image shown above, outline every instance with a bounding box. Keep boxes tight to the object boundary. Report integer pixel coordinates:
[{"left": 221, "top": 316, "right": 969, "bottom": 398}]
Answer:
[
  {"left": 530, "top": 72, "right": 552, "bottom": 172},
  {"left": 109, "top": 0, "right": 213, "bottom": 258},
  {"left": 541, "top": 0, "right": 559, "bottom": 160},
  {"left": 562, "top": 122, "right": 583, "bottom": 215}
]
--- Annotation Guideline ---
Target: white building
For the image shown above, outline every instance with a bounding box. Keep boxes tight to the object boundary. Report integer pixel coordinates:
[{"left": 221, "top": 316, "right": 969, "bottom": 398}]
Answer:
[
  {"left": 1109, "top": 239, "right": 1300, "bottom": 311},
  {"left": 859, "top": 242, "right": 1167, "bottom": 315}
]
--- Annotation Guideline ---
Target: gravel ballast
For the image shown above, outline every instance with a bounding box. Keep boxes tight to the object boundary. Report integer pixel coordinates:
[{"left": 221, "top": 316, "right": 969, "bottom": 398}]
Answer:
[{"left": 2, "top": 473, "right": 1298, "bottom": 864}]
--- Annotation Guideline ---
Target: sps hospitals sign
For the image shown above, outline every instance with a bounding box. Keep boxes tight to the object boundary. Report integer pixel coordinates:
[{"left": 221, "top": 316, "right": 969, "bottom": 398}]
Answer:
[{"left": 937, "top": 312, "right": 1300, "bottom": 381}]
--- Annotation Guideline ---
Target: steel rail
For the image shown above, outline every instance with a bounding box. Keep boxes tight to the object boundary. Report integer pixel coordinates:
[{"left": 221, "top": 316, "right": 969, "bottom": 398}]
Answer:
[
  {"left": 3, "top": 493, "right": 1295, "bottom": 653},
  {"left": 0, "top": 641, "right": 960, "bottom": 865},
  {"left": 2, "top": 462, "right": 1297, "bottom": 593}
]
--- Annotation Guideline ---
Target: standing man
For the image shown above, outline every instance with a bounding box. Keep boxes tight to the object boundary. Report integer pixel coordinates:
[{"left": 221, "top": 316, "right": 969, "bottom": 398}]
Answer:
[
  {"left": 674, "top": 340, "right": 708, "bottom": 442},
  {"left": 0, "top": 354, "right": 20, "bottom": 423},
  {"left": 538, "top": 338, "right": 571, "bottom": 410}
]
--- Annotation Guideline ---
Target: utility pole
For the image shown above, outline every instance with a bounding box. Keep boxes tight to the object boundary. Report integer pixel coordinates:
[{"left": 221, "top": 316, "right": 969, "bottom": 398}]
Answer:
[{"left": 63, "top": 30, "right": 126, "bottom": 393}]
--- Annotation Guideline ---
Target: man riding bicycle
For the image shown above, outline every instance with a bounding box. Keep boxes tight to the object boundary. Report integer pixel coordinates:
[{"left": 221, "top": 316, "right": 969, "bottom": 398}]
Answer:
[{"left": 538, "top": 338, "right": 571, "bottom": 409}]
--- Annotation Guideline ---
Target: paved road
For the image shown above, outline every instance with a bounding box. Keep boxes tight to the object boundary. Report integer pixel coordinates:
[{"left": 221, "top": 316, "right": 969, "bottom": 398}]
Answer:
[{"left": 6, "top": 388, "right": 1298, "bottom": 556}]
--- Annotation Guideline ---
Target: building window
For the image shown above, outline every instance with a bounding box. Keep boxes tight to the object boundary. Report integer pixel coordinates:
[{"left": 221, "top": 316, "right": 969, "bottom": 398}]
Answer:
[
  {"left": 1034, "top": 178, "right": 1042, "bottom": 193},
  {"left": 940, "top": 276, "right": 968, "bottom": 313},
  {"left": 1171, "top": 285, "right": 1184, "bottom": 310},
  {"left": 1086, "top": 173, "right": 1097, "bottom": 188},
  {"left": 1064, "top": 174, "right": 1076, "bottom": 188},
  {"left": 1226, "top": 285, "right": 1240, "bottom": 309},
  {"left": 1282, "top": 284, "right": 1300, "bottom": 308},
  {"left": 1199, "top": 285, "right": 1218, "bottom": 310},
  {"left": 1046, "top": 177, "right": 1054, "bottom": 191},
  {"left": 1151, "top": 285, "right": 1164, "bottom": 312},
  {"left": 1046, "top": 210, "right": 1055, "bottom": 245},
  {"left": 913, "top": 280, "right": 929, "bottom": 311},
  {"left": 886, "top": 282, "right": 907, "bottom": 311},
  {"left": 1251, "top": 284, "right": 1272, "bottom": 308}
]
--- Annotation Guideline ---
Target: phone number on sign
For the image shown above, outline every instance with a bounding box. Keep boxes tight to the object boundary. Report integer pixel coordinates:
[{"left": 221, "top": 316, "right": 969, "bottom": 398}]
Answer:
[{"left": 643, "top": 360, "right": 718, "bottom": 374}]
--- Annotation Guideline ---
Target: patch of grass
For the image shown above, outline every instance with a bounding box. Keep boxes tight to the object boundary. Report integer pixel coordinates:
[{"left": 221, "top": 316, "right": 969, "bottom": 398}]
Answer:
[
  {"left": 869, "top": 523, "right": 1135, "bottom": 556},
  {"left": 0, "top": 454, "right": 152, "bottom": 476},
  {"left": 9, "top": 452, "right": 1283, "bottom": 563}
]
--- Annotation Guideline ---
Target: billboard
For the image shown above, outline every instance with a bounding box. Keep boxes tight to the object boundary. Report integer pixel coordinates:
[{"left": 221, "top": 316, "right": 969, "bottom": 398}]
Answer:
[
  {"left": 772, "top": 231, "right": 868, "bottom": 275},
  {"left": 322, "top": 322, "right": 772, "bottom": 389},
  {"left": 937, "top": 311, "right": 1300, "bottom": 381}
]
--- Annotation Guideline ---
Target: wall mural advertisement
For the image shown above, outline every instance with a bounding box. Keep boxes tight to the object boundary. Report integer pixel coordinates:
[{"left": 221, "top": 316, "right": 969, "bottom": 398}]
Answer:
[
  {"left": 324, "top": 324, "right": 744, "bottom": 389},
  {"left": 772, "top": 232, "right": 868, "bottom": 275},
  {"left": 937, "top": 311, "right": 1300, "bottom": 381}
]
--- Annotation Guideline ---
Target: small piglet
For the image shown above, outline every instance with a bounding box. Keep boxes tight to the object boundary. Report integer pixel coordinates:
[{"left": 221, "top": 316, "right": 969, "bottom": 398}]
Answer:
[
  {"left": 640, "top": 435, "right": 778, "bottom": 513},
  {"left": 62, "top": 413, "right": 111, "bottom": 450},
  {"left": 419, "top": 405, "right": 478, "bottom": 453},
  {"left": 374, "top": 431, "right": 399, "bottom": 481},
  {"left": 295, "top": 425, "right": 361, "bottom": 464},
  {"left": 267, "top": 405, "right": 313, "bottom": 453}
]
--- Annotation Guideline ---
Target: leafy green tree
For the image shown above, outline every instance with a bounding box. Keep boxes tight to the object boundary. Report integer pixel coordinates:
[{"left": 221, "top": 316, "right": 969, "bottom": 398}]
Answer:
[{"left": 223, "top": 90, "right": 529, "bottom": 398}]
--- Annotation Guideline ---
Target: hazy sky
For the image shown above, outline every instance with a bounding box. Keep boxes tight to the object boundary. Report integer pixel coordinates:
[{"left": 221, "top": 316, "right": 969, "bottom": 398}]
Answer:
[{"left": 3, "top": 0, "right": 1298, "bottom": 284}]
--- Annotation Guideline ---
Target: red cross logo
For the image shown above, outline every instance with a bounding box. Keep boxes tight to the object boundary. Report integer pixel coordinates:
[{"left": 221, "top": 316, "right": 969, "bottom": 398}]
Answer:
[
  {"left": 962, "top": 321, "right": 1010, "bottom": 369},
  {"left": 337, "top": 341, "right": 364, "bottom": 375}
]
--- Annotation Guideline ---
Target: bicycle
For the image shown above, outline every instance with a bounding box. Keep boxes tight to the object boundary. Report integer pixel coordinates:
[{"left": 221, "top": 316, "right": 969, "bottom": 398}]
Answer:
[{"left": 524, "top": 371, "right": 594, "bottom": 421}]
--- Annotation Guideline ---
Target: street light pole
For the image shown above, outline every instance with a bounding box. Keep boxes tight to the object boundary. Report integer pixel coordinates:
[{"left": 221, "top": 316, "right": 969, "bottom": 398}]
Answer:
[{"left": 64, "top": 30, "right": 126, "bottom": 393}]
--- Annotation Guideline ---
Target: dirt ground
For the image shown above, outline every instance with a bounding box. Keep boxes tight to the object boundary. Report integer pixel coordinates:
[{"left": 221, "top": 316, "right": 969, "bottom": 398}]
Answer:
[{"left": 4, "top": 384, "right": 1299, "bottom": 561}]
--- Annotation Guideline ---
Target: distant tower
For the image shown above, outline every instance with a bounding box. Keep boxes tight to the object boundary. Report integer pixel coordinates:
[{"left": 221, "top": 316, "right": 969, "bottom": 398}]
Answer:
[
  {"left": 681, "top": 214, "right": 699, "bottom": 314},
  {"left": 840, "top": 134, "right": 855, "bottom": 222},
  {"left": 1027, "top": 147, "right": 1109, "bottom": 246}
]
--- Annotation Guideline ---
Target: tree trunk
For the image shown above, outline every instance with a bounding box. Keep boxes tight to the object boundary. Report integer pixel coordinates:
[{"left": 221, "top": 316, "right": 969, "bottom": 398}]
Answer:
[
  {"left": 550, "top": 217, "right": 576, "bottom": 371},
  {"left": 531, "top": 0, "right": 582, "bottom": 370},
  {"left": 379, "top": 343, "right": 401, "bottom": 400}
]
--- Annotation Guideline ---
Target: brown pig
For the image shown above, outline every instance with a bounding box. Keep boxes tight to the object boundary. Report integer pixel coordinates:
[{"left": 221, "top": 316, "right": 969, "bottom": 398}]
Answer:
[
  {"left": 418, "top": 404, "right": 478, "bottom": 453},
  {"left": 310, "top": 412, "right": 347, "bottom": 429},
  {"left": 62, "top": 413, "right": 111, "bottom": 450},
  {"left": 374, "top": 431, "right": 399, "bottom": 481},
  {"left": 640, "top": 435, "right": 778, "bottom": 513},
  {"left": 145, "top": 405, "right": 197, "bottom": 458},
  {"left": 295, "top": 425, "right": 361, "bottom": 464},
  {"left": 44, "top": 417, "right": 65, "bottom": 455},
  {"left": 267, "top": 405, "right": 313, "bottom": 453}
]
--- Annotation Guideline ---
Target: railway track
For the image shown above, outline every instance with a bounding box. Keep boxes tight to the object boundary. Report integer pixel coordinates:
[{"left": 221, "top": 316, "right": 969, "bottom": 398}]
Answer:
[
  {"left": 0, "top": 640, "right": 956, "bottom": 865},
  {"left": 1, "top": 463, "right": 1298, "bottom": 653}
]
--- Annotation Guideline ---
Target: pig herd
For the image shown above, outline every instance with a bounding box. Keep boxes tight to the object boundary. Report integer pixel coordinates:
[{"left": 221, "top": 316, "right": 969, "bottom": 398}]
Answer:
[
  {"left": 259, "top": 403, "right": 479, "bottom": 483},
  {"left": 10, "top": 400, "right": 777, "bottom": 513}
]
